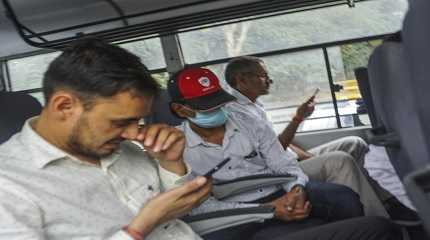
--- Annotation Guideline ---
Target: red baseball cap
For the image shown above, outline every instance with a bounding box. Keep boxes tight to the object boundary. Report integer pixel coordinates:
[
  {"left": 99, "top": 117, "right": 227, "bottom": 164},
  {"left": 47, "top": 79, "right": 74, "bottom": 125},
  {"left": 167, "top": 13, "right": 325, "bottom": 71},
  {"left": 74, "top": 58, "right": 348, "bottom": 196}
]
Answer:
[{"left": 168, "top": 67, "right": 236, "bottom": 111}]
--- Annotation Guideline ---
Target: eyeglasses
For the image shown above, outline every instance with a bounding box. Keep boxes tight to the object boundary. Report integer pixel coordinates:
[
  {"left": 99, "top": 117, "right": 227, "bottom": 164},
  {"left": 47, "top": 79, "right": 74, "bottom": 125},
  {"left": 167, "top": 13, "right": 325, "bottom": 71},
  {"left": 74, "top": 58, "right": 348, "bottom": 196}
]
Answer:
[{"left": 257, "top": 74, "right": 271, "bottom": 81}]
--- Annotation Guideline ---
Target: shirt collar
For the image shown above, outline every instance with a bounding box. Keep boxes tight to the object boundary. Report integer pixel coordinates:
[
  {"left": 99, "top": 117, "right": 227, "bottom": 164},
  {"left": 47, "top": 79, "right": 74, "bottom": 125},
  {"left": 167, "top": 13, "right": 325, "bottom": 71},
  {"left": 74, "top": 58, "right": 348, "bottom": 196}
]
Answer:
[
  {"left": 230, "top": 88, "right": 264, "bottom": 107},
  {"left": 182, "top": 117, "right": 240, "bottom": 148},
  {"left": 20, "top": 117, "right": 70, "bottom": 169},
  {"left": 21, "top": 117, "right": 121, "bottom": 169}
]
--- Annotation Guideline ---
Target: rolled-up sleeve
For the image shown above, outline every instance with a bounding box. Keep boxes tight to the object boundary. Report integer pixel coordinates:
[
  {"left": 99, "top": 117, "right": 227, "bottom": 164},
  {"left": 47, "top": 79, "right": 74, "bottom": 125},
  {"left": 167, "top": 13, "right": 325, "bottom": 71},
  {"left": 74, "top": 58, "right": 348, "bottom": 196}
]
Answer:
[{"left": 158, "top": 162, "right": 193, "bottom": 190}]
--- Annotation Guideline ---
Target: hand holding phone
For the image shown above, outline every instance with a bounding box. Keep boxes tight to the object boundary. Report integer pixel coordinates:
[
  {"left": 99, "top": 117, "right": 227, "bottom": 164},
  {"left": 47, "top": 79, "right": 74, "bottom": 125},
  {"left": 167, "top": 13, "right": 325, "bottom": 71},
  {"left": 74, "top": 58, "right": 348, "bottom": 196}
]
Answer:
[
  {"left": 203, "top": 158, "right": 231, "bottom": 177},
  {"left": 311, "top": 88, "right": 320, "bottom": 98}
]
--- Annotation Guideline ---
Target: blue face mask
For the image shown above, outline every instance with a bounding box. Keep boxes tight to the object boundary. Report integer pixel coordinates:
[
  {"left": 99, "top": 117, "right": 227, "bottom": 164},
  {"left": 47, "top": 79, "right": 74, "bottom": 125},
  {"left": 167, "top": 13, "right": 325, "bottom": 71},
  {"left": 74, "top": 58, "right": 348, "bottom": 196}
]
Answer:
[{"left": 188, "top": 108, "right": 228, "bottom": 128}]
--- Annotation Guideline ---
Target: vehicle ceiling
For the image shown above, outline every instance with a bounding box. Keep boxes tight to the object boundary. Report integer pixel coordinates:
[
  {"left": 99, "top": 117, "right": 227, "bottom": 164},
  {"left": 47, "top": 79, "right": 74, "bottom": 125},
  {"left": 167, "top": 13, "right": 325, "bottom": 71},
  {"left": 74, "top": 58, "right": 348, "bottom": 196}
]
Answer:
[{"left": 0, "top": 0, "right": 363, "bottom": 59}]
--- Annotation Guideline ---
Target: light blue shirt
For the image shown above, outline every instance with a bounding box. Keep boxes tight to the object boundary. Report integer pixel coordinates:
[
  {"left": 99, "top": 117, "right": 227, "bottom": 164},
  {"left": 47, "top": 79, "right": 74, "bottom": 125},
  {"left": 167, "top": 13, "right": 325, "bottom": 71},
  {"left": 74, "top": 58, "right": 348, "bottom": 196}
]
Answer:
[{"left": 178, "top": 113, "right": 308, "bottom": 203}]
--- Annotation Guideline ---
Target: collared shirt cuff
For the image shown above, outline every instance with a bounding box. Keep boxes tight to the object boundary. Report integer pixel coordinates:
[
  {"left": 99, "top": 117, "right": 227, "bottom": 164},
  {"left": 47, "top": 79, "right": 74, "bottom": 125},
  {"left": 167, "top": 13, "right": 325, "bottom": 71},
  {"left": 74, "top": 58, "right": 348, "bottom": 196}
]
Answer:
[
  {"left": 284, "top": 178, "right": 308, "bottom": 192},
  {"left": 107, "top": 230, "right": 134, "bottom": 240},
  {"left": 158, "top": 162, "right": 192, "bottom": 190}
]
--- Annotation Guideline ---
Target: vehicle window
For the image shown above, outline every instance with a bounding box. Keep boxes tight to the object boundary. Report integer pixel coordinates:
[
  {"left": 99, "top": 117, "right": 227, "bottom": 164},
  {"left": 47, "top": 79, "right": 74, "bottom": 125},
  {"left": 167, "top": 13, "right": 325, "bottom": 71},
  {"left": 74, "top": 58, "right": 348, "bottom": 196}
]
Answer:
[
  {"left": 7, "top": 38, "right": 166, "bottom": 92},
  {"left": 179, "top": 0, "right": 407, "bottom": 64},
  {"left": 120, "top": 38, "right": 166, "bottom": 70},
  {"left": 7, "top": 52, "right": 60, "bottom": 91}
]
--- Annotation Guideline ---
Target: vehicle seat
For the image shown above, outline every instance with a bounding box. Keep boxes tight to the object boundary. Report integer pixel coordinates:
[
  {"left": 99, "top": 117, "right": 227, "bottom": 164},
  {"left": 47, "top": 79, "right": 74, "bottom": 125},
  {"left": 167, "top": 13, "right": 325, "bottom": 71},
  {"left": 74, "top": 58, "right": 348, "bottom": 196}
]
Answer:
[{"left": 0, "top": 91, "right": 42, "bottom": 144}]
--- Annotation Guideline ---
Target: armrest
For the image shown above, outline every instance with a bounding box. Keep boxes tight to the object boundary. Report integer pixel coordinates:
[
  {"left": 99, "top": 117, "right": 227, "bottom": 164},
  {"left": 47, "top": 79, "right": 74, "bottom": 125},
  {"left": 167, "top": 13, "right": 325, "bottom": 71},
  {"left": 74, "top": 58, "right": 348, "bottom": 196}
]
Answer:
[
  {"left": 212, "top": 174, "right": 297, "bottom": 200},
  {"left": 182, "top": 206, "right": 275, "bottom": 236},
  {"left": 366, "top": 126, "right": 400, "bottom": 148}
]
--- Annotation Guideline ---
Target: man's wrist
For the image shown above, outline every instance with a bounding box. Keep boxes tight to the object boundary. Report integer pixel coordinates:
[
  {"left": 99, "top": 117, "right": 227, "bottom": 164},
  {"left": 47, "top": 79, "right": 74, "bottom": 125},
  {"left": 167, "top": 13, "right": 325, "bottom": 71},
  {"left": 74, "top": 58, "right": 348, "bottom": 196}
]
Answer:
[
  {"left": 291, "top": 184, "right": 305, "bottom": 192},
  {"left": 158, "top": 158, "right": 187, "bottom": 176},
  {"left": 292, "top": 115, "right": 304, "bottom": 124},
  {"left": 123, "top": 226, "right": 145, "bottom": 240}
]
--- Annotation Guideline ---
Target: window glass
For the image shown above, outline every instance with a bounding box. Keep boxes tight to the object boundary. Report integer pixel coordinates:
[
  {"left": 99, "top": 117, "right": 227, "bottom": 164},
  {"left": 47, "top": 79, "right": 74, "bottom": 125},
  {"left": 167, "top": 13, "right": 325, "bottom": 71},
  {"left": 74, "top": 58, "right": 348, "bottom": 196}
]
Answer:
[
  {"left": 204, "top": 50, "right": 340, "bottom": 133},
  {"left": 120, "top": 38, "right": 166, "bottom": 70},
  {"left": 7, "top": 38, "right": 165, "bottom": 92},
  {"left": 327, "top": 40, "right": 382, "bottom": 127},
  {"left": 152, "top": 72, "right": 170, "bottom": 88},
  {"left": 7, "top": 52, "right": 60, "bottom": 91},
  {"left": 179, "top": 0, "right": 407, "bottom": 63},
  {"left": 29, "top": 91, "right": 45, "bottom": 106}
]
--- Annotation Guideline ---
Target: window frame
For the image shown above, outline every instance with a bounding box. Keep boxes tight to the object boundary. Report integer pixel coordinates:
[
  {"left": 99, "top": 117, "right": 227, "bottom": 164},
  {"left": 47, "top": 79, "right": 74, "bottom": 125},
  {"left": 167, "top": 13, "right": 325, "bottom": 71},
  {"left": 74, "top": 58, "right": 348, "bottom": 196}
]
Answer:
[{"left": 1, "top": 32, "right": 392, "bottom": 132}]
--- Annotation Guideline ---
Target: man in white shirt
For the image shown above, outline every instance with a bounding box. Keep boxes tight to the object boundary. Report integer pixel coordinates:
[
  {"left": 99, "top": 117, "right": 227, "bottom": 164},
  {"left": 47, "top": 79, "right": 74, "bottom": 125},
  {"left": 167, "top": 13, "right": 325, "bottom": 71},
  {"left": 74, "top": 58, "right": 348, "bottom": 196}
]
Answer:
[
  {"left": 223, "top": 56, "right": 388, "bottom": 217},
  {"left": 0, "top": 39, "right": 211, "bottom": 240}
]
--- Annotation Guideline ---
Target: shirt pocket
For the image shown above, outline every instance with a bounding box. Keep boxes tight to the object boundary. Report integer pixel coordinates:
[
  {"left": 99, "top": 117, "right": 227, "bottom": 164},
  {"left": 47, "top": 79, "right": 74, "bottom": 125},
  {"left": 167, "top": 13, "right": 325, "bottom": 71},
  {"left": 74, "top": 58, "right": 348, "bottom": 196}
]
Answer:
[
  {"left": 237, "top": 150, "right": 266, "bottom": 176},
  {"left": 124, "top": 177, "right": 159, "bottom": 212}
]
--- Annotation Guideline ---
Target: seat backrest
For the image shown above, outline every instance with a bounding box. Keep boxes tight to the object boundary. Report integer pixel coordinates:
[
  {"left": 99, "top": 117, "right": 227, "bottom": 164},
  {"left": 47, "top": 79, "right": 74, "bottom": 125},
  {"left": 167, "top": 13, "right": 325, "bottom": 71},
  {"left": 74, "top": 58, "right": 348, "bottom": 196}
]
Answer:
[
  {"left": 0, "top": 91, "right": 42, "bottom": 144},
  {"left": 401, "top": 2, "right": 430, "bottom": 235},
  {"left": 354, "top": 67, "right": 380, "bottom": 127},
  {"left": 144, "top": 89, "right": 184, "bottom": 126},
  {"left": 403, "top": 0, "right": 430, "bottom": 166},
  {"left": 367, "top": 41, "right": 428, "bottom": 177}
]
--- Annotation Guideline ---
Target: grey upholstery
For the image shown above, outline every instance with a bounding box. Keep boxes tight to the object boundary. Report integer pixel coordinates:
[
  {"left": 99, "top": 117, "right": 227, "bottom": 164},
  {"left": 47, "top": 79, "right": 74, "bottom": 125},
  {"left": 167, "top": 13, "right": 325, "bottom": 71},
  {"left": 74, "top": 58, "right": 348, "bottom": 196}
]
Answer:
[
  {"left": 0, "top": 91, "right": 42, "bottom": 144},
  {"left": 183, "top": 174, "right": 296, "bottom": 235},
  {"left": 401, "top": 0, "right": 430, "bottom": 236},
  {"left": 367, "top": 42, "right": 422, "bottom": 177},
  {"left": 402, "top": 0, "right": 430, "bottom": 169},
  {"left": 144, "top": 89, "right": 183, "bottom": 126},
  {"left": 354, "top": 67, "right": 380, "bottom": 128},
  {"left": 212, "top": 174, "right": 296, "bottom": 200},
  {"left": 183, "top": 206, "right": 274, "bottom": 236}
]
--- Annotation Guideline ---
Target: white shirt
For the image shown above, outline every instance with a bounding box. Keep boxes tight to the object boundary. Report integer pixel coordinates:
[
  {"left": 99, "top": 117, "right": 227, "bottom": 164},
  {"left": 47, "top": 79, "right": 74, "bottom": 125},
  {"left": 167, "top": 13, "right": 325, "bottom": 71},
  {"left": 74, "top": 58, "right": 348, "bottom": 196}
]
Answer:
[
  {"left": 178, "top": 114, "right": 308, "bottom": 203},
  {"left": 0, "top": 118, "right": 201, "bottom": 240},
  {"left": 225, "top": 89, "right": 299, "bottom": 159}
]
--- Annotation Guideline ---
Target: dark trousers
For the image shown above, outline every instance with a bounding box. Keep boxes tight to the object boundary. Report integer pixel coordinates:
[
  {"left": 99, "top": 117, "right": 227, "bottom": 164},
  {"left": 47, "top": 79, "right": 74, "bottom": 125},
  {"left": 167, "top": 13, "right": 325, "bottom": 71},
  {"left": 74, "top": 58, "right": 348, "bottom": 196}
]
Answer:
[
  {"left": 305, "top": 181, "right": 364, "bottom": 221},
  {"left": 252, "top": 181, "right": 364, "bottom": 221},
  {"left": 203, "top": 216, "right": 402, "bottom": 240},
  {"left": 204, "top": 181, "right": 369, "bottom": 240}
]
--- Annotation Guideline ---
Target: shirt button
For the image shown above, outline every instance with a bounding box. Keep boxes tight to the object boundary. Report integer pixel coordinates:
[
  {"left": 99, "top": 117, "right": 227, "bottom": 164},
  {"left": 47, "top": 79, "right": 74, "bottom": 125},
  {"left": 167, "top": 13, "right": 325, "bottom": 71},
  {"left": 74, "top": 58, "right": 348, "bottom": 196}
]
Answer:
[
  {"left": 228, "top": 166, "right": 232, "bottom": 170},
  {"left": 258, "top": 189, "right": 263, "bottom": 193},
  {"left": 148, "top": 185, "right": 154, "bottom": 191}
]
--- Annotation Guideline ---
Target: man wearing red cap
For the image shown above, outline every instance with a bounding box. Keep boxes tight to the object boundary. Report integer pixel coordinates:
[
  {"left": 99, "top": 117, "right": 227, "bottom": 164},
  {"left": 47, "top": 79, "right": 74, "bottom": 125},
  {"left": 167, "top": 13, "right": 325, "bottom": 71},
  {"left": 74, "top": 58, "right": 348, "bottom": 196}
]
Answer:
[{"left": 168, "top": 67, "right": 400, "bottom": 240}]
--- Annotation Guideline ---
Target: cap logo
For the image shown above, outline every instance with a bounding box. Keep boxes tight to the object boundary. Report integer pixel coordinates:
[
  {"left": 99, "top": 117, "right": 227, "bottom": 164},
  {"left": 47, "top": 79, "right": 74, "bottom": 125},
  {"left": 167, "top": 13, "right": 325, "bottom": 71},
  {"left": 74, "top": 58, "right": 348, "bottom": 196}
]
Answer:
[{"left": 198, "top": 77, "right": 211, "bottom": 87}]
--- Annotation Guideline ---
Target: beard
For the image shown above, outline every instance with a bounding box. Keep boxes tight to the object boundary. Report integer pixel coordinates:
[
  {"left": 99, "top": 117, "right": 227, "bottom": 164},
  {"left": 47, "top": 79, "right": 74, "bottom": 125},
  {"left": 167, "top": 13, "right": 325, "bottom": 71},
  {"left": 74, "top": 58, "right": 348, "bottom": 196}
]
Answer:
[{"left": 67, "top": 116, "right": 114, "bottom": 160}]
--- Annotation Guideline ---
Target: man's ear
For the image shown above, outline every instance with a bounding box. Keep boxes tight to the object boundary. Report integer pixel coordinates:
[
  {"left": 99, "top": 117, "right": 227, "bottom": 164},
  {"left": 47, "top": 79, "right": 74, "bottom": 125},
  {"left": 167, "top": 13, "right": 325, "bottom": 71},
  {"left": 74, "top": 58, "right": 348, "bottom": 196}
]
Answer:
[
  {"left": 46, "top": 91, "right": 82, "bottom": 121},
  {"left": 171, "top": 103, "right": 195, "bottom": 118},
  {"left": 235, "top": 74, "right": 248, "bottom": 91}
]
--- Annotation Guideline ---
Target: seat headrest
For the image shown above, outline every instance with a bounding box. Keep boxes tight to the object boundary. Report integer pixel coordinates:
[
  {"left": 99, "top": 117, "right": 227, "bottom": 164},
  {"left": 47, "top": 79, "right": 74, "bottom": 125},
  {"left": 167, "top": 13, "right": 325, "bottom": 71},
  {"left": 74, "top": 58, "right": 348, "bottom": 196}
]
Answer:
[{"left": 0, "top": 91, "right": 42, "bottom": 144}]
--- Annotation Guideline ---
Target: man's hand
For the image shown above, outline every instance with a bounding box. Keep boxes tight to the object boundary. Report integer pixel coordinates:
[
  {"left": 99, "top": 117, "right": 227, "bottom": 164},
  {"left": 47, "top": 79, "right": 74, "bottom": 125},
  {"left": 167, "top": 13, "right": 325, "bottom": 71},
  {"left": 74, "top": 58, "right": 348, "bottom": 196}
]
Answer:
[
  {"left": 134, "top": 124, "right": 187, "bottom": 175},
  {"left": 128, "top": 176, "right": 212, "bottom": 236},
  {"left": 268, "top": 187, "right": 311, "bottom": 222},
  {"left": 296, "top": 96, "right": 316, "bottom": 119}
]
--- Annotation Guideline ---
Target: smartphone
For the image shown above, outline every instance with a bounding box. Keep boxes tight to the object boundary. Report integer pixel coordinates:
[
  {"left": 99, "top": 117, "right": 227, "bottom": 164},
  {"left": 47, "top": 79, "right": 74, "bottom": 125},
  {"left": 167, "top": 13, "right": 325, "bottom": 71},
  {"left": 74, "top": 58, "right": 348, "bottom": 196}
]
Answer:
[
  {"left": 311, "top": 88, "right": 320, "bottom": 98},
  {"left": 203, "top": 158, "right": 231, "bottom": 177}
]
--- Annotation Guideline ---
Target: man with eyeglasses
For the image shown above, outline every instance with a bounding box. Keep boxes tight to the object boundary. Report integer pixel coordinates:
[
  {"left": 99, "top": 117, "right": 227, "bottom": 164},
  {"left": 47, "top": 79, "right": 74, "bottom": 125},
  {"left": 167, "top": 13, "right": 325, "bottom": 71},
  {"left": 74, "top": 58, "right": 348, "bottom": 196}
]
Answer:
[{"left": 223, "top": 55, "right": 388, "bottom": 217}]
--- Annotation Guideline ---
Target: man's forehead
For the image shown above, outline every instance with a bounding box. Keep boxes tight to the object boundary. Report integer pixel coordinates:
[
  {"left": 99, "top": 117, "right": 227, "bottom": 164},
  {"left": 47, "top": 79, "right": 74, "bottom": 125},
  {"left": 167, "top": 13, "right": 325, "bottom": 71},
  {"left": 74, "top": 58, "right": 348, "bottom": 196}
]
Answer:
[{"left": 92, "top": 92, "right": 153, "bottom": 115}]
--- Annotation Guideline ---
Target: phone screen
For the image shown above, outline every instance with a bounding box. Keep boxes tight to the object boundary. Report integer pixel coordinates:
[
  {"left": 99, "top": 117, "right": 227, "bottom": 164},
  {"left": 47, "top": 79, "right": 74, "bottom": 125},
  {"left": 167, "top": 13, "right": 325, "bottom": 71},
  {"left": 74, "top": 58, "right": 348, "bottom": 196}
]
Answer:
[{"left": 203, "top": 158, "right": 231, "bottom": 177}]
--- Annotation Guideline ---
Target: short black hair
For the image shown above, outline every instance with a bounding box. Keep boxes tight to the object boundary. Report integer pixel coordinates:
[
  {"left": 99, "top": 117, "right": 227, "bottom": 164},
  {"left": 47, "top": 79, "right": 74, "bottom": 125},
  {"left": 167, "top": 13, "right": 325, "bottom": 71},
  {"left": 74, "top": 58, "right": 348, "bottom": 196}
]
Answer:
[
  {"left": 224, "top": 56, "right": 263, "bottom": 88},
  {"left": 43, "top": 38, "right": 160, "bottom": 108}
]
